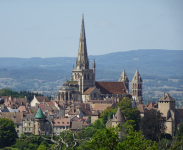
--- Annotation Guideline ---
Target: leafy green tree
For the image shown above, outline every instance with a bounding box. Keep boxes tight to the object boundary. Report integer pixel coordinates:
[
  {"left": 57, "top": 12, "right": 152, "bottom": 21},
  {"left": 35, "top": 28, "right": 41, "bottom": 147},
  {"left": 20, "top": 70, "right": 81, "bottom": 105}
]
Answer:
[
  {"left": 92, "top": 119, "right": 105, "bottom": 130},
  {"left": 117, "top": 120, "right": 158, "bottom": 150},
  {"left": 37, "top": 144, "right": 48, "bottom": 150},
  {"left": 140, "top": 109, "right": 166, "bottom": 141},
  {"left": 176, "top": 122, "right": 183, "bottom": 139},
  {"left": 86, "top": 126, "right": 120, "bottom": 150},
  {"left": 118, "top": 97, "right": 140, "bottom": 130},
  {"left": 0, "top": 118, "right": 17, "bottom": 148}
]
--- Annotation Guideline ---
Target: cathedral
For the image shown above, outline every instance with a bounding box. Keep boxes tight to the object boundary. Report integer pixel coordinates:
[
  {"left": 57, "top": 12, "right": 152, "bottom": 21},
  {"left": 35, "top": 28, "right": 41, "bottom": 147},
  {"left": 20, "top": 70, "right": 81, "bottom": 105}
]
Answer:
[{"left": 57, "top": 15, "right": 143, "bottom": 104}]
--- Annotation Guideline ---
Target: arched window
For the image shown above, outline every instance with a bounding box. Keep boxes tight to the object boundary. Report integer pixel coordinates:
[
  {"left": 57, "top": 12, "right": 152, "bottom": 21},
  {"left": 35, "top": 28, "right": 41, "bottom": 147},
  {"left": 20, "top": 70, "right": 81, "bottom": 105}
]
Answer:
[
  {"left": 133, "top": 83, "right": 134, "bottom": 88},
  {"left": 84, "top": 74, "right": 86, "bottom": 79}
]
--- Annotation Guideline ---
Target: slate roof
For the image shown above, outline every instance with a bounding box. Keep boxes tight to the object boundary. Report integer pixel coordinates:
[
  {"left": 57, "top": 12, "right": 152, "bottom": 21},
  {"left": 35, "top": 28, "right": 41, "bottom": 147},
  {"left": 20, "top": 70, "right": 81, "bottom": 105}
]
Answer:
[
  {"left": 158, "top": 93, "right": 175, "bottom": 102},
  {"left": 79, "top": 103, "right": 92, "bottom": 115},
  {"left": 71, "top": 121, "right": 83, "bottom": 130},
  {"left": 23, "top": 113, "right": 35, "bottom": 120},
  {"left": 95, "top": 81, "right": 127, "bottom": 94},
  {"left": 83, "top": 87, "right": 95, "bottom": 94},
  {"left": 0, "top": 112, "right": 23, "bottom": 124},
  {"left": 112, "top": 108, "right": 125, "bottom": 122},
  {"left": 35, "top": 108, "right": 45, "bottom": 119}
]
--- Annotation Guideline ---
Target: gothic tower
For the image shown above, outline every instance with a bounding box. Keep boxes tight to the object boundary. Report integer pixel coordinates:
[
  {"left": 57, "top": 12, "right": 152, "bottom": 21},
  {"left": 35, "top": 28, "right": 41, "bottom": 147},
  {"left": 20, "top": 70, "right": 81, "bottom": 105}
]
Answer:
[
  {"left": 76, "top": 14, "right": 89, "bottom": 69},
  {"left": 71, "top": 15, "right": 95, "bottom": 94},
  {"left": 119, "top": 69, "right": 129, "bottom": 93},
  {"left": 132, "top": 69, "right": 143, "bottom": 103}
]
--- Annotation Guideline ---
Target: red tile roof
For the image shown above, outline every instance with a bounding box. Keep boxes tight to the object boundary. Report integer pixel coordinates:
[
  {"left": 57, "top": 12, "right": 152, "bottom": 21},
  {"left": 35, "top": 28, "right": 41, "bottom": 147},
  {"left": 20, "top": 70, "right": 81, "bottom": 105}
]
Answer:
[
  {"left": 148, "top": 102, "right": 157, "bottom": 108},
  {"left": 83, "top": 121, "right": 89, "bottom": 126},
  {"left": 18, "top": 106, "right": 26, "bottom": 112},
  {"left": 54, "top": 118, "right": 70, "bottom": 126},
  {"left": 95, "top": 82, "right": 126, "bottom": 94},
  {"left": 46, "top": 102, "right": 55, "bottom": 107}
]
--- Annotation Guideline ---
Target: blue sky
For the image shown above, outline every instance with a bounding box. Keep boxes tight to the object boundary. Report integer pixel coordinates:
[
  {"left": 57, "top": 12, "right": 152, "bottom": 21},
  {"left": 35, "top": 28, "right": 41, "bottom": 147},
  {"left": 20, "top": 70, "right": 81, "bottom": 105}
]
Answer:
[{"left": 0, "top": 0, "right": 183, "bottom": 58}]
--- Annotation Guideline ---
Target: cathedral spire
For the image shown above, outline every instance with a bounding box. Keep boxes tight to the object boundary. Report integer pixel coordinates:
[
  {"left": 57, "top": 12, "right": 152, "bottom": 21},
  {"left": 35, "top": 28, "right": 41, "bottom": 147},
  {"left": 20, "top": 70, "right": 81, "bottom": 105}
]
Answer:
[{"left": 76, "top": 14, "right": 89, "bottom": 69}]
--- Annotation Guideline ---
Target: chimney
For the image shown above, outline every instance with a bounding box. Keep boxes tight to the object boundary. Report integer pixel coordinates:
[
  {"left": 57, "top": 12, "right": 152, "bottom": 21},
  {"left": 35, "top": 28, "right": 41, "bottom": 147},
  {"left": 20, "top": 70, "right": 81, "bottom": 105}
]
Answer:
[
  {"left": 15, "top": 98, "right": 17, "bottom": 103},
  {"left": 147, "top": 100, "right": 149, "bottom": 106},
  {"left": 9, "top": 95, "right": 11, "bottom": 100},
  {"left": 163, "top": 92, "right": 165, "bottom": 100}
]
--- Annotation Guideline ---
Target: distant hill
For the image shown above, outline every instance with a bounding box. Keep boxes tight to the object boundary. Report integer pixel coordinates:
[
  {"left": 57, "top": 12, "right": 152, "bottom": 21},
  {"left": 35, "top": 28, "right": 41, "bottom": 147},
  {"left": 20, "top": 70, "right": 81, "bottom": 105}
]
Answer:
[{"left": 0, "top": 49, "right": 183, "bottom": 81}]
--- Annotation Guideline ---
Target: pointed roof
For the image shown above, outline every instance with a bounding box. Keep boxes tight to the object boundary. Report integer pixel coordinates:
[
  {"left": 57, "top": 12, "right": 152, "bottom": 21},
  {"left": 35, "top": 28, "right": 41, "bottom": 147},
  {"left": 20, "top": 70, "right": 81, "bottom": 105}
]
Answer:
[
  {"left": 76, "top": 14, "right": 89, "bottom": 69},
  {"left": 34, "top": 108, "right": 45, "bottom": 119},
  {"left": 112, "top": 108, "right": 125, "bottom": 122},
  {"left": 158, "top": 93, "right": 175, "bottom": 102},
  {"left": 119, "top": 69, "right": 129, "bottom": 82},
  {"left": 132, "top": 69, "right": 142, "bottom": 82}
]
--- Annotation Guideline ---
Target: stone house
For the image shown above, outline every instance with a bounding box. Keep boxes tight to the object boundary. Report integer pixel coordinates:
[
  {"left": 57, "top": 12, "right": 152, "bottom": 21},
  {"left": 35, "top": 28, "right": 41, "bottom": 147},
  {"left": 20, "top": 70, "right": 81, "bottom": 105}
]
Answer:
[
  {"left": 22, "top": 113, "right": 35, "bottom": 135},
  {"left": 0, "top": 112, "right": 23, "bottom": 137},
  {"left": 53, "top": 118, "right": 70, "bottom": 135},
  {"left": 30, "top": 95, "right": 50, "bottom": 107}
]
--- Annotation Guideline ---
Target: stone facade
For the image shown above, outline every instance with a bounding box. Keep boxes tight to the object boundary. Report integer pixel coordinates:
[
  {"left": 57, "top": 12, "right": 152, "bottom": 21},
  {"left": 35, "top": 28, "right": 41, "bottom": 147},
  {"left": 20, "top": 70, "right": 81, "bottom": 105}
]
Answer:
[{"left": 132, "top": 69, "right": 143, "bottom": 103}]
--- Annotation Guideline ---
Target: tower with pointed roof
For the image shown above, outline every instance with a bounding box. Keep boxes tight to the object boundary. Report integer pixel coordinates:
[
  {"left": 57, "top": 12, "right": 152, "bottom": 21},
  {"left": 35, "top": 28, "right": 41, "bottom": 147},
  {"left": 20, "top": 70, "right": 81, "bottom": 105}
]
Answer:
[
  {"left": 158, "top": 93, "right": 177, "bottom": 136},
  {"left": 132, "top": 69, "right": 143, "bottom": 103},
  {"left": 70, "top": 14, "right": 95, "bottom": 94},
  {"left": 34, "top": 108, "right": 45, "bottom": 135},
  {"left": 119, "top": 69, "right": 129, "bottom": 93}
]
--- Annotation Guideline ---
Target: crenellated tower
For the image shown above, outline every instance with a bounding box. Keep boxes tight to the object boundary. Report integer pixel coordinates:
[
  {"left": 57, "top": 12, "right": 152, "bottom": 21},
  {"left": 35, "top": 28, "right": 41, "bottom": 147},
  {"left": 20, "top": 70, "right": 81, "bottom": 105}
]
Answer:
[
  {"left": 119, "top": 69, "right": 129, "bottom": 93},
  {"left": 132, "top": 69, "right": 143, "bottom": 103}
]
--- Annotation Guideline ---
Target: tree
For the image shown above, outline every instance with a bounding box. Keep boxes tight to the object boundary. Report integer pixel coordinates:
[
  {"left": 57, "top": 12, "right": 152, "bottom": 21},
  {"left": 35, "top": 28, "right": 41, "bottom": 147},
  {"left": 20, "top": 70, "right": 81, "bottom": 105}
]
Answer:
[
  {"left": 117, "top": 120, "right": 157, "bottom": 150},
  {"left": 140, "top": 109, "right": 166, "bottom": 141},
  {"left": 37, "top": 144, "right": 48, "bottom": 150},
  {"left": 86, "top": 126, "right": 120, "bottom": 150},
  {"left": 118, "top": 97, "right": 140, "bottom": 130},
  {"left": 176, "top": 122, "right": 183, "bottom": 139},
  {"left": 0, "top": 118, "right": 17, "bottom": 148}
]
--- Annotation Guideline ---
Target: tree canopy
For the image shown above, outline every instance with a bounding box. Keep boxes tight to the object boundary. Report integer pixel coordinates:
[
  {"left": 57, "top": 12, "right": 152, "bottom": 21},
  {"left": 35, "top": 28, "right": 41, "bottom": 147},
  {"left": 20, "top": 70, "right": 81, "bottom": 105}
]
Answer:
[
  {"left": 118, "top": 97, "right": 140, "bottom": 130},
  {"left": 0, "top": 118, "right": 17, "bottom": 148},
  {"left": 140, "top": 109, "right": 166, "bottom": 141}
]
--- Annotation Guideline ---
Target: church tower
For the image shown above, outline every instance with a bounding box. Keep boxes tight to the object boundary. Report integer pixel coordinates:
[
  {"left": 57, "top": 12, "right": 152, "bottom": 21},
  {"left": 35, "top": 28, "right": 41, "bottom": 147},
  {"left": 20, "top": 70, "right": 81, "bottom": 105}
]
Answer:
[
  {"left": 119, "top": 69, "right": 129, "bottom": 93},
  {"left": 71, "top": 15, "right": 95, "bottom": 94},
  {"left": 132, "top": 69, "right": 143, "bottom": 103}
]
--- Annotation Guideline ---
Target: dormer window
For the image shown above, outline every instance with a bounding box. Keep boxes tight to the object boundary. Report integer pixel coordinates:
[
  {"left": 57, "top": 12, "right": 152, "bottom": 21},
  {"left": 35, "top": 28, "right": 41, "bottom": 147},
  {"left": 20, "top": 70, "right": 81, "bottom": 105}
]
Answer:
[
  {"left": 58, "top": 122, "right": 60, "bottom": 124},
  {"left": 62, "top": 122, "right": 64, "bottom": 124}
]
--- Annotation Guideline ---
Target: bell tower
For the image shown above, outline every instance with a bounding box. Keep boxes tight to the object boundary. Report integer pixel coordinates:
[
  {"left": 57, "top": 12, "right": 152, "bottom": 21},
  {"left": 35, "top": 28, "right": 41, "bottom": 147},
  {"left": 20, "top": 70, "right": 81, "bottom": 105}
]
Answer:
[{"left": 132, "top": 69, "right": 143, "bottom": 103}]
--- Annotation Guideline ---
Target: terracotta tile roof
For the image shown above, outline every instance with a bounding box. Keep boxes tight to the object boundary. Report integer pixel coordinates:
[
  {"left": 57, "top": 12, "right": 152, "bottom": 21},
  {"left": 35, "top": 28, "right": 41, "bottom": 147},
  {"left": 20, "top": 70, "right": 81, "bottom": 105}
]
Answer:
[
  {"left": 83, "top": 87, "right": 95, "bottom": 94},
  {"left": 36, "top": 96, "right": 50, "bottom": 102},
  {"left": 38, "top": 104, "right": 46, "bottom": 109},
  {"left": 176, "top": 109, "right": 183, "bottom": 117},
  {"left": 87, "top": 99, "right": 114, "bottom": 104},
  {"left": 137, "top": 104, "right": 146, "bottom": 113},
  {"left": 95, "top": 82, "right": 126, "bottom": 94},
  {"left": 46, "top": 102, "right": 55, "bottom": 107},
  {"left": 18, "top": 106, "right": 26, "bottom": 112},
  {"left": 148, "top": 102, "right": 157, "bottom": 108},
  {"left": 68, "top": 109, "right": 80, "bottom": 115},
  {"left": 79, "top": 103, "right": 92, "bottom": 115},
  {"left": 0, "top": 112, "right": 23, "bottom": 124},
  {"left": 29, "top": 107, "right": 38, "bottom": 113},
  {"left": 83, "top": 121, "right": 89, "bottom": 126},
  {"left": 77, "top": 118, "right": 82, "bottom": 122},
  {"left": 54, "top": 118, "right": 70, "bottom": 126},
  {"left": 92, "top": 104, "right": 113, "bottom": 111}
]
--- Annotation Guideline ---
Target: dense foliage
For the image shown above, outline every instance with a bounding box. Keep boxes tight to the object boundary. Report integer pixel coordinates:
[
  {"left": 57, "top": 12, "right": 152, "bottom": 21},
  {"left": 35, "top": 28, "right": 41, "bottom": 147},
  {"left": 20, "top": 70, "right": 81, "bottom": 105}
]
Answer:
[
  {"left": 0, "top": 118, "right": 17, "bottom": 148},
  {"left": 140, "top": 109, "right": 166, "bottom": 141},
  {"left": 118, "top": 97, "right": 140, "bottom": 130},
  {"left": 0, "top": 88, "right": 45, "bottom": 102}
]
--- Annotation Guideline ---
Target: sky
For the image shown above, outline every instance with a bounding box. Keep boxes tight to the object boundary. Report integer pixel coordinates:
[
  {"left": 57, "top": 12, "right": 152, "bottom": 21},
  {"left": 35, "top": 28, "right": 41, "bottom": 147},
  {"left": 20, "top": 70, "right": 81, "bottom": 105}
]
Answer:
[{"left": 0, "top": 0, "right": 183, "bottom": 58}]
